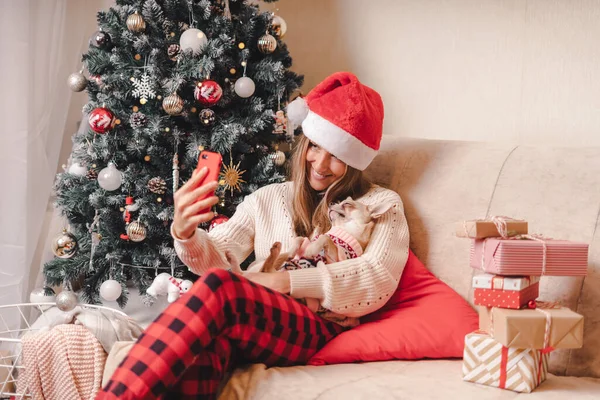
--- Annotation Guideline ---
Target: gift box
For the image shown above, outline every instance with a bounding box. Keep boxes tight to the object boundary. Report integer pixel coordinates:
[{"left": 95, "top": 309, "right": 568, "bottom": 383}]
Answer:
[
  {"left": 473, "top": 274, "right": 540, "bottom": 309},
  {"left": 456, "top": 219, "right": 528, "bottom": 239},
  {"left": 463, "top": 331, "right": 548, "bottom": 393},
  {"left": 470, "top": 238, "right": 588, "bottom": 276},
  {"left": 479, "top": 306, "right": 584, "bottom": 349}
]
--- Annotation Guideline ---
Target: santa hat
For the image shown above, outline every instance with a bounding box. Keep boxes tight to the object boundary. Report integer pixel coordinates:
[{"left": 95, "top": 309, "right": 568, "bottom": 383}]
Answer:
[{"left": 287, "top": 72, "right": 384, "bottom": 171}]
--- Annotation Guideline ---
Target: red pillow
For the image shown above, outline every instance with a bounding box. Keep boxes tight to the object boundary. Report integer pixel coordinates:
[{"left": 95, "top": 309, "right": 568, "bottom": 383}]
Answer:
[{"left": 308, "top": 250, "right": 478, "bottom": 365}]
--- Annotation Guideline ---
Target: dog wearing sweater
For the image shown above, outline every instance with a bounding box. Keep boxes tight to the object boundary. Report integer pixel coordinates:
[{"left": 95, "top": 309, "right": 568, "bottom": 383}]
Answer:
[
  {"left": 260, "top": 197, "right": 392, "bottom": 273},
  {"left": 254, "top": 197, "right": 392, "bottom": 327}
]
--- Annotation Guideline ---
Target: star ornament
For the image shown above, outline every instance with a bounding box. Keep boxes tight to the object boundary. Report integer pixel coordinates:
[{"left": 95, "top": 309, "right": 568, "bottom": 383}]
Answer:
[{"left": 220, "top": 159, "right": 246, "bottom": 195}]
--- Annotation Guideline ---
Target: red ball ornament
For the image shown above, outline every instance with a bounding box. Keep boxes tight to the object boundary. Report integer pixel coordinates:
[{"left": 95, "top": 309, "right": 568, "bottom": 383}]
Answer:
[
  {"left": 89, "top": 107, "right": 115, "bottom": 134},
  {"left": 209, "top": 215, "right": 230, "bottom": 232},
  {"left": 528, "top": 300, "right": 537, "bottom": 309},
  {"left": 194, "top": 80, "right": 223, "bottom": 106}
]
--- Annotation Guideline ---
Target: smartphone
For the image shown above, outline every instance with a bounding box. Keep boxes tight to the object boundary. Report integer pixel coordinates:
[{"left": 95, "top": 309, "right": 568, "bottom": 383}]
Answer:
[{"left": 196, "top": 150, "right": 223, "bottom": 213}]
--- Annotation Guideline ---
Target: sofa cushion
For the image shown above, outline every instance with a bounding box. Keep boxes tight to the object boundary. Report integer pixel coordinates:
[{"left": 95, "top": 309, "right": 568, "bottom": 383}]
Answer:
[{"left": 308, "top": 250, "right": 478, "bottom": 365}]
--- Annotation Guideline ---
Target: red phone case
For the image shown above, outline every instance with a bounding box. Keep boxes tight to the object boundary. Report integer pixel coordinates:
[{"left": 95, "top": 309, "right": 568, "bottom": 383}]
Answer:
[{"left": 196, "top": 151, "right": 223, "bottom": 212}]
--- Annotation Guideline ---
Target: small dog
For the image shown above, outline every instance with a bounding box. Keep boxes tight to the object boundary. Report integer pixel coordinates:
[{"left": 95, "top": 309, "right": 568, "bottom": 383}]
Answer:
[
  {"left": 255, "top": 197, "right": 393, "bottom": 327},
  {"left": 260, "top": 197, "right": 392, "bottom": 273}
]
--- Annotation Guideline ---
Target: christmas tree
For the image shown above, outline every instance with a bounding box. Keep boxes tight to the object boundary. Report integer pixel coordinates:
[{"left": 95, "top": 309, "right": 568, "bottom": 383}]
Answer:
[{"left": 43, "top": 0, "right": 301, "bottom": 308}]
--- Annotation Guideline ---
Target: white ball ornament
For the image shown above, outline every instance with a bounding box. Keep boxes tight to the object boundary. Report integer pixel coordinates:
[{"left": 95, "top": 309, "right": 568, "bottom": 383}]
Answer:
[
  {"left": 180, "top": 28, "right": 208, "bottom": 55},
  {"left": 68, "top": 162, "right": 87, "bottom": 176},
  {"left": 30, "top": 287, "right": 56, "bottom": 303},
  {"left": 100, "top": 279, "right": 122, "bottom": 301},
  {"left": 97, "top": 162, "right": 123, "bottom": 191},
  {"left": 234, "top": 76, "right": 255, "bottom": 98}
]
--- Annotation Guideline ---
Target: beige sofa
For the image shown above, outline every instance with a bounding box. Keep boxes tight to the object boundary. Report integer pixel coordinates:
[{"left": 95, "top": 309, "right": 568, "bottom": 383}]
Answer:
[{"left": 119, "top": 137, "right": 600, "bottom": 399}]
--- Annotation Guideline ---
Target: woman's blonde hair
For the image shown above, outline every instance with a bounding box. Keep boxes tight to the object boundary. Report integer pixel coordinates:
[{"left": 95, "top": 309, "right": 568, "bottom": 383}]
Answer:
[{"left": 290, "top": 134, "right": 373, "bottom": 237}]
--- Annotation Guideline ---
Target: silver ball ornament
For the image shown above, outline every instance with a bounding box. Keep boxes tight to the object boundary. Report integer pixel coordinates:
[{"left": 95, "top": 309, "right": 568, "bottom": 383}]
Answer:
[
  {"left": 126, "top": 220, "right": 147, "bottom": 242},
  {"left": 100, "top": 279, "right": 122, "bottom": 301},
  {"left": 52, "top": 230, "right": 78, "bottom": 259},
  {"left": 67, "top": 72, "right": 88, "bottom": 92},
  {"left": 234, "top": 77, "right": 255, "bottom": 98},
  {"left": 56, "top": 290, "right": 78, "bottom": 312}
]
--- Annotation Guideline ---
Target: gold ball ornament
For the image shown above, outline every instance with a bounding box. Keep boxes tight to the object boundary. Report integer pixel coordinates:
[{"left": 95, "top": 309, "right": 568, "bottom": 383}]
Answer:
[
  {"left": 257, "top": 33, "right": 277, "bottom": 54},
  {"left": 135, "top": 54, "right": 142, "bottom": 61},
  {"left": 271, "top": 150, "right": 286, "bottom": 166},
  {"left": 163, "top": 93, "right": 184, "bottom": 115},
  {"left": 127, "top": 12, "right": 146, "bottom": 33},
  {"left": 52, "top": 229, "right": 78, "bottom": 259},
  {"left": 126, "top": 221, "right": 147, "bottom": 242},
  {"left": 238, "top": 42, "right": 245, "bottom": 49},
  {"left": 144, "top": 155, "right": 151, "bottom": 161},
  {"left": 271, "top": 15, "right": 288, "bottom": 39},
  {"left": 67, "top": 71, "right": 88, "bottom": 92}
]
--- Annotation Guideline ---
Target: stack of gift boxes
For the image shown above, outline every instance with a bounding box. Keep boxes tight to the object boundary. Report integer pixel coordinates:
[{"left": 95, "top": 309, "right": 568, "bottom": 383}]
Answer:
[{"left": 456, "top": 218, "right": 588, "bottom": 393}]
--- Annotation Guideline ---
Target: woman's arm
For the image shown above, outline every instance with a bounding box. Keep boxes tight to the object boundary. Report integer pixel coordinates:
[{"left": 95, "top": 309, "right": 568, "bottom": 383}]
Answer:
[
  {"left": 172, "top": 195, "right": 256, "bottom": 275},
  {"left": 286, "top": 190, "right": 410, "bottom": 318}
]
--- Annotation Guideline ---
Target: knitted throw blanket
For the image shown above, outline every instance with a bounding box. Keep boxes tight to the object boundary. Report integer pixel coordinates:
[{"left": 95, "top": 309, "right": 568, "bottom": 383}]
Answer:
[{"left": 18, "top": 324, "right": 106, "bottom": 400}]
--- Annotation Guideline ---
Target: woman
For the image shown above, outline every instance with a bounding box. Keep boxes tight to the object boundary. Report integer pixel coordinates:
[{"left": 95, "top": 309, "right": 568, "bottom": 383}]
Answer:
[{"left": 99, "top": 72, "right": 410, "bottom": 399}]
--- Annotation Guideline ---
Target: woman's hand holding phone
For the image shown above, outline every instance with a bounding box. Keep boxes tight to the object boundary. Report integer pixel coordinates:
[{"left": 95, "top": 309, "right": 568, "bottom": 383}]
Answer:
[{"left": 172, "top": 167, "right": 220, "bottom": 240}]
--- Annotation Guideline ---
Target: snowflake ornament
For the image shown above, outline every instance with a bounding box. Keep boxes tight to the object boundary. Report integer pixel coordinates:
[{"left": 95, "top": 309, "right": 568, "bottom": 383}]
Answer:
[{"left": 131, "top": 72, "right": 156, "bottom": 104}]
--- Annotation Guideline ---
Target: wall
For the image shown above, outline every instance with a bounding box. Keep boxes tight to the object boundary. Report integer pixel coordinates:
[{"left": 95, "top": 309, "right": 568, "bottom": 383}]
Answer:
[{"left": 271, "top": 0, "right": 600, "bottom": 146}]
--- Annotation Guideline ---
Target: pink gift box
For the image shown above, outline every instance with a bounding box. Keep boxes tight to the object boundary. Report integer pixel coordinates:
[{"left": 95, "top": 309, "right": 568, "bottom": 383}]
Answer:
[{"left": 470, "top": 238, "right": 588, "bottom": 276}]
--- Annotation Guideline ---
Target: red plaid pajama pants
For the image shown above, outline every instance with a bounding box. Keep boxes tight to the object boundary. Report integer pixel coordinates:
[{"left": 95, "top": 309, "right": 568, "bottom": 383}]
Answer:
[{"left": 97, "top": 268, "right": 344, "bottom": 399}]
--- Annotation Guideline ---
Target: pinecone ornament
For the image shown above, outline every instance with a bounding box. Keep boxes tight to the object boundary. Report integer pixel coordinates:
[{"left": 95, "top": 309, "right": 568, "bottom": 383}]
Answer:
[
  {"left": 148, "top": 177, "right": 167, "bottom": 194},
  {"left": 168, "top": 44, "right": 181, "bottom": 61},
  {"left": 86, "top": 169, "right": 98, "bottom": 180},
  {"left": 130, "top": 112, "right": 148, "bottom": 128}
]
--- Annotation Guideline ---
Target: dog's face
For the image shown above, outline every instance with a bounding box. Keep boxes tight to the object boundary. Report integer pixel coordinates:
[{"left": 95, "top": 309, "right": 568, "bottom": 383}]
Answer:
[{"left": 328, "top": 197, "right": 394, "bottom": 248}]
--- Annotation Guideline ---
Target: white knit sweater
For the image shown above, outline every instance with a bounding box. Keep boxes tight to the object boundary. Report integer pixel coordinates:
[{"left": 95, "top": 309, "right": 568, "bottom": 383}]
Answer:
[{"left": 172, "top": 182, "right": 410, "bottom": 318}]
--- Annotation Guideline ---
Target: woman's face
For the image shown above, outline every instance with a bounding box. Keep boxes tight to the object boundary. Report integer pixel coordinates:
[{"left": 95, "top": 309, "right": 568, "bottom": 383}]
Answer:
[{"left": 305, "top": 141, "right": 347, "bottom": 191}]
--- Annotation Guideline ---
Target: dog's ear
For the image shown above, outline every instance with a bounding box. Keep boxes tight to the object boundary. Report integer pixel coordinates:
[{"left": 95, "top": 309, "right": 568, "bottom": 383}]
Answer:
[{"left": 367, "top": 202, "right": 395, "bottom": 219}]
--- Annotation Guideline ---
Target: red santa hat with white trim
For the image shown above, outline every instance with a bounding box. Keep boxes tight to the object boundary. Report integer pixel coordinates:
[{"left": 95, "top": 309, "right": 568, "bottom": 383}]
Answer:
[{"left": 287, "top": 71, "right": 384, "bottom": 171}]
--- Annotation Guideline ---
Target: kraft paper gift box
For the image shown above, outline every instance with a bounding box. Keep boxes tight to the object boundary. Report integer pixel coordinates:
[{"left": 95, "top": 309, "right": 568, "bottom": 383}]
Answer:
[
  {"left": 456, "top": 219, "right": 528, "bottom": 239},
  {"left": 463, "top": 331, "right": 548, "bottom": 393},
  {"left": 472, "top": 274, "right": 540, "bottom": 309},
  {"left": 478, "top": 306, "right": 584, "bottom": 349},
  {"left": 470, "top": 238, "right": 588, "bottom": 276}
]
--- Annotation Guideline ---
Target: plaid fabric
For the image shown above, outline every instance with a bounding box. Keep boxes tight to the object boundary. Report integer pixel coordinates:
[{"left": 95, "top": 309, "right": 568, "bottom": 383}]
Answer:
[{"left": 97, "top": 268, "right": 344, "bottom": 399}]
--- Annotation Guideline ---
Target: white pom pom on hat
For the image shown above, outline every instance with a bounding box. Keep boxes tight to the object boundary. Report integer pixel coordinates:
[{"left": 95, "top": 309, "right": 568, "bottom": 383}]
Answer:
[
  {"left": 286, "top": 72, "right": 384, "bottom": 171},
  {"left": 286, "top": 96, "right": 309, "bottom": 127}
]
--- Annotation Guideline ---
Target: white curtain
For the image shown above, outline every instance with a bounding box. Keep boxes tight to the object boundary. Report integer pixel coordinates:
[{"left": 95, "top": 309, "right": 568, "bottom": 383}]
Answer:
[{"left": 0, "top": 0, "right": 94, "bottom": 333}]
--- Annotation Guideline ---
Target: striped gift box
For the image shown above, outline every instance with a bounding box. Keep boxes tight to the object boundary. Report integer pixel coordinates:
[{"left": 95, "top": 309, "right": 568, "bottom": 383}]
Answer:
[
  {"left": 470, "top": 238, "right": 588, "bottom": 276},
  {"left": 463, "top": 331, "right": 548, "bottom": 393}
]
